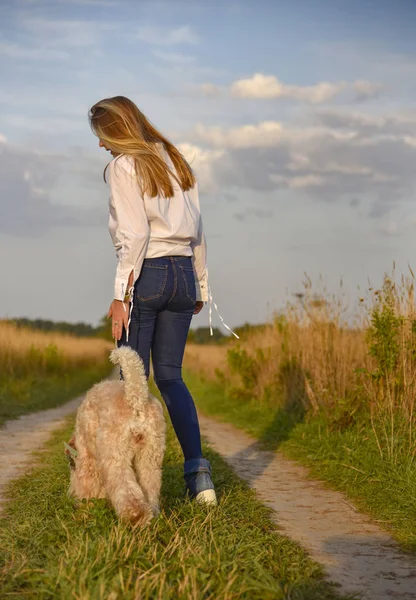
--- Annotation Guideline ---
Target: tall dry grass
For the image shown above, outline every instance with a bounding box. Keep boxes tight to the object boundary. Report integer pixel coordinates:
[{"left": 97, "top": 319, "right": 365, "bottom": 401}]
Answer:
[
  {"left": 0, "top": 321, "right": 113, "bottom": 424},
  {"left": 185, "top": 271, "right": 416, "bottom": 459},
  {"left": 0, "top": 320, "right": 111, "bottom": 377},
  {"left": 184, "top": 344, "right": 232, "bottom": 381}
]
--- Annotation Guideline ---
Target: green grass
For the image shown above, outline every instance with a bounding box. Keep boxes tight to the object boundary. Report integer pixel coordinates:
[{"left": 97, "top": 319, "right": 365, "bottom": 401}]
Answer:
[
  {"left": 0, "top": 418, "right": 353, "bottom": 600},
  {"left": 184, "top": 369, "right": 416, "bottom": 554},
  {"left": 0, "top": 363, "right": 112, "bottom": 427}
]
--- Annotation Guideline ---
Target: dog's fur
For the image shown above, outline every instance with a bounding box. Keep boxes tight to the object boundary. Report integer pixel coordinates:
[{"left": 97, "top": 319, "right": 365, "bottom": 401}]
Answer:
[{"left": 67, "top": 346, "right": 166, "bottom": 525}]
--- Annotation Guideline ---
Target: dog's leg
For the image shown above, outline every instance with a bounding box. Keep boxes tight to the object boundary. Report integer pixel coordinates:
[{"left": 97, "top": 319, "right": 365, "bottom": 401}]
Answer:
[
  {"left": 68, "top": 448, "right": 103, "bottom": 500},
  {"left": 133, "top": 433, "right": 165, "bottom": 517},
  {"left": 67, "top": 431, "right": 103, "bottom": 500},
  {"left": 96, "top": 445, "right": 152, "bottom": 526}
]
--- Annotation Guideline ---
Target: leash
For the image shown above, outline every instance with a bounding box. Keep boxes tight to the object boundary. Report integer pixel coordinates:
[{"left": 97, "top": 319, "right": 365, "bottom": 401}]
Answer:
[{"left": 206, "top": 268, "right": 239, "bottom": 339}]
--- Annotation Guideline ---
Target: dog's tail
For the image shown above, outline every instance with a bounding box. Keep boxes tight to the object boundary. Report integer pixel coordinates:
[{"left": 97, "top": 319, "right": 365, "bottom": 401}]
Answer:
[{"left": 110, "top": 346, "right": 149, "bottom": 412}]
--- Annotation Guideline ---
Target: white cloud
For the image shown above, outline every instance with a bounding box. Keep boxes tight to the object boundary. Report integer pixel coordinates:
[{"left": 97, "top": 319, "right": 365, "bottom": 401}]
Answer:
[
  {"left": 0, "top": 140, "right": 103, "bottom": 236},
  {"left": 152, "top": 49, "right": 195, "bottom": 64},
  {"left": 313, "top": 108, "right": 416, "bottom": 135},
  {"left": 0, "top": 41, "right": 70, "bottom": 61},
  {"left": 234, "top": 207, "right": 274, "bottom": 221},
  {"left": 198, "top": 73, "right": 383, "bottom": 105},
  {"left": 20, "top": 18, "right": 112, "bottom": 49},
  {"left": 198, "top": 82, "right": 222, "bottom": 97},
  {"left": 178, "top": 109, "right": 416, "bottom": 214},
  {"left": 378, "top": 220, "right": 400, "bottom": 236},
  {"left": 5, "top": 113, "right": 87, "bottom": 135},
  {"left": 404, "top": 136, "right": 416, "bottom": 148},
  {"left": 192, "top": 121, "right": 282, "bottom": 148},
  {"left": 191, "top": 121, "right": 356, "bottom": 149},
  {"left": 0, "top": 16, "right": 116, "bottom": 66},
  {"left": 353, "top": 80, "right": 383, "bottom": 101},
  {"left": 137, "top": 25, "right": 198, "bottom": 46},
  {"left": 20, "top": 0, "right": 116, "bottom": 4},
  {"left": 270, "top": 173, "right": 326, "bottom": 189},
  {"left": 230, "top": 73, "right": 347, "bottom": 103},
  {"left": 178, "top": 143, "right": 225, "bottom": 191},
  {"left": 54, "top": 0, "right": 117, "bottom": 4}
]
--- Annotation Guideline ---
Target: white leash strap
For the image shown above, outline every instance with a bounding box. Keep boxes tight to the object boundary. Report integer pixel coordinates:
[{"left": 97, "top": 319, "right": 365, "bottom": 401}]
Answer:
[
  {"left": 125, "top": 285, "right": 134, "bottom": 343},
  {"left": 208, "top": 284, "right": 239, "bottom": 339},
  {"left": 114, "top": 285, "right": 134, "bottom": 347}
]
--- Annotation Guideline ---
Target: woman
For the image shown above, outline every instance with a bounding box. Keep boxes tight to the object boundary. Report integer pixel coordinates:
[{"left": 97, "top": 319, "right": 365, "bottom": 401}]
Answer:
[{"left": 89, "top": 96, "right": 216, "bottom": 505}]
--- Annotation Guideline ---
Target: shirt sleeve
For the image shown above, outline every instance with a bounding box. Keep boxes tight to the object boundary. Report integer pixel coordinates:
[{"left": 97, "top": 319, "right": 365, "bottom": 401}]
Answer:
[
  {"left": 191, "top": 214, "right": 209, "bottom": 302},
  {"left": 108, "top": 157, "right": 150, "bottom": 301}
]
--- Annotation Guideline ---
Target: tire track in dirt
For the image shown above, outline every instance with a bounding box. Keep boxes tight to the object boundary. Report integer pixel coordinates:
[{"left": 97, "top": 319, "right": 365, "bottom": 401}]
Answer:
[
  {"left": 198, "top": 413, "right": 416, "bottom": 600},
  {"left": 0, "top": 395, "right": 84, "bottom": 513}
]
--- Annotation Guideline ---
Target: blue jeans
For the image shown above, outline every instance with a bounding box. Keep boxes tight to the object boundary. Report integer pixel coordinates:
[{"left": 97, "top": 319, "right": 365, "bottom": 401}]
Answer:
[{"left": 118, "top": 256, "right": 203, "bottom": 465}]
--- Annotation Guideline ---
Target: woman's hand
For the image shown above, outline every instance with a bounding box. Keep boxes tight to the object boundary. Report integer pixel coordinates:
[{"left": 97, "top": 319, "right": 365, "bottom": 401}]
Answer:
[
  {"left": 108, "top": 299, "right": 130, "bottom": 340},
  {"left": 194, "top": 301, "right": 204, "bottom": 315}
]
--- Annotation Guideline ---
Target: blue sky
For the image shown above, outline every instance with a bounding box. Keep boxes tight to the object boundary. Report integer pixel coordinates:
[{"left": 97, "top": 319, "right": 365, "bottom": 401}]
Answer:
[{"left": 1, "top": 0, "right": 416, "bottom": 329}]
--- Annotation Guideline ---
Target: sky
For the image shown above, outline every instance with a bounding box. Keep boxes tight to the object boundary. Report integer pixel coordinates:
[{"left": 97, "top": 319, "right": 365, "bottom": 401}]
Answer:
[{"left": 1, "top": 0, "right": 416, "bottom": 330}]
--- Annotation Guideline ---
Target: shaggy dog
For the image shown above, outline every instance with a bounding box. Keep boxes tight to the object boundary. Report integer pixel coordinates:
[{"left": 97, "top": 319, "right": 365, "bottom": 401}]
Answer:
[{"left": 66, "top": 346, "right": 166, "bottom": 525}]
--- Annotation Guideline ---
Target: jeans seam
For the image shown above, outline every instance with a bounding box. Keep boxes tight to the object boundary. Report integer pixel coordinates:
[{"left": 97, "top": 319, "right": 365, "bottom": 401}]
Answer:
[
  {"left": 179, "top": 265, "right": 196, "bottom": 304},
  {"left": 167, "top": 257, "right": 177, "bottom": 304},
  {"left": 142, "top": 265, "right": 168, "bottom": 270}
]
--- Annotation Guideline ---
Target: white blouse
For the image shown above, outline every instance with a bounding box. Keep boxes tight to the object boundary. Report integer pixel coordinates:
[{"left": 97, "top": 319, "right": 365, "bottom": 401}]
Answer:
[{"left": 107, "top": 148, "right": 208, "bottom": 303}]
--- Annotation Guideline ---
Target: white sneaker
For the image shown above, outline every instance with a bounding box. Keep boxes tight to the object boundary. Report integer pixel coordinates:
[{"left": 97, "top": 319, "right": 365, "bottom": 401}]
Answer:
[{"left": 195, "top": 489, "right": 217, "bottom": 506}]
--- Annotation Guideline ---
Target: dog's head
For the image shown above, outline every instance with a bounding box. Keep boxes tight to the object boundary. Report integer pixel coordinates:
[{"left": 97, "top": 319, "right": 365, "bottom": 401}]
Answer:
[{"left": 64, "top": 437, "right": 78, "bottom": 470}]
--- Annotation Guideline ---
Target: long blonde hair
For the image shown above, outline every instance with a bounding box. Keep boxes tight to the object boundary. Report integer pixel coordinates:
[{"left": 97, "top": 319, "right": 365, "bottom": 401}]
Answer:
[{"left": 89, "top": 96, "right": 195, "bottom": 198}]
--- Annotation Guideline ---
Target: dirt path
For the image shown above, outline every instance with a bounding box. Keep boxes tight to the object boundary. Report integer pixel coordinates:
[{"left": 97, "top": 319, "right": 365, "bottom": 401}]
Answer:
[
  {"left": 1, "top": 397, "right": 416, "bottom": 599},
  {"left": 198, "top": 413, "right": 416, "bottom": 600},
  {"left": 0, "top": 395, "right": 84, "bottom": 513}
]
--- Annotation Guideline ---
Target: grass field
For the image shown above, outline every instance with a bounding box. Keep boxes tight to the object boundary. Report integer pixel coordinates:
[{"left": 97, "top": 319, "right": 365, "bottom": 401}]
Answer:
[
  {"left": 183, "top": 272, "right": 416, "bottom": 553},
  {"left": 0, "top": 416, "right": 353, "bottom": 600},
  {"left": 2, "top": 270, "right": 414, "bottom": 597},
  {"left": 0, "top": 321, "right": 112, "bottom": 426}
]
